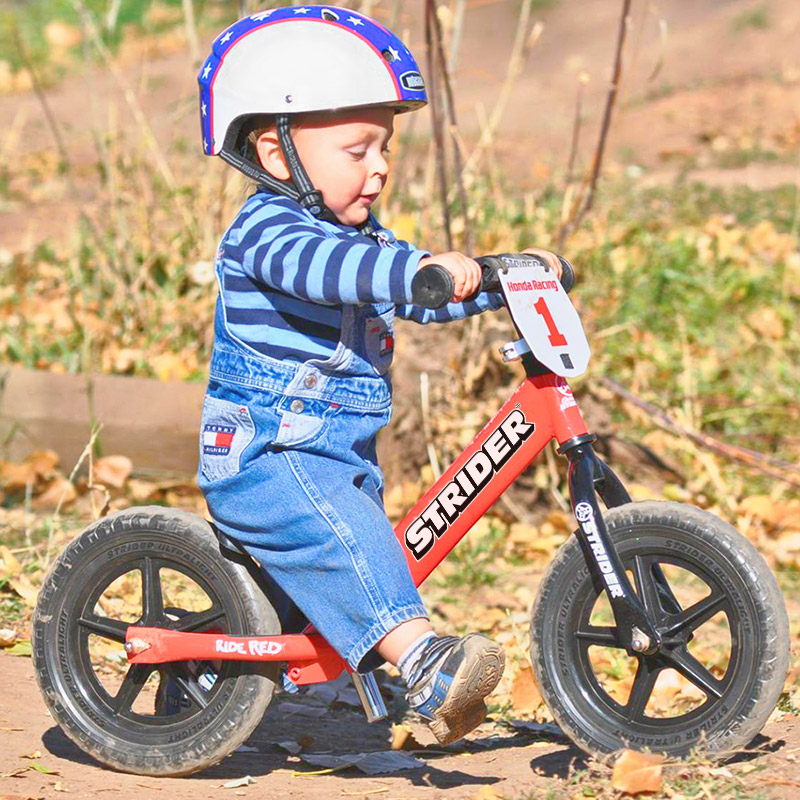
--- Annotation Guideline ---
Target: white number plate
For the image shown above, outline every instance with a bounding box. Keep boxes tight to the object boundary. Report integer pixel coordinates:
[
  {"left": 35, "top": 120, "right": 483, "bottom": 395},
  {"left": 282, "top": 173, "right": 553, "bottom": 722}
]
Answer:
[{"left": 498, "top": 259, "right": 590, "bottom": 377}]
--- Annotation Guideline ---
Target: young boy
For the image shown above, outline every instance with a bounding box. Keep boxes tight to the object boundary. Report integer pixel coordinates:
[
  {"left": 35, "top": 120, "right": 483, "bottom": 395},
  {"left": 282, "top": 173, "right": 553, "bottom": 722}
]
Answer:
[{"left": 197, "top": 7, "right": 562, "bottom": 745}]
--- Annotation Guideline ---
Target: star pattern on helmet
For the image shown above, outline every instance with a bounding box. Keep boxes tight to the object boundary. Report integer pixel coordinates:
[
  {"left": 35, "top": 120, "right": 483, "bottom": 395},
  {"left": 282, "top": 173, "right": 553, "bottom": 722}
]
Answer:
[
  {"left": 201, "top": 101, "right": 207, "bottom": 116},
  {"left": 347, "top": 15, "right": 364, "bottom": 26},
  {"left": 219, "top": 30, "right": 233, "bottom": 44},
  {"left": 250, "top": 9, "right": 275, "bottom": 21},
  {"left": 202, "top": 63, "right": 212, "bottom": 79},
  {"left": 388, "top": 47, "right": 400, "bottom": 61},
  {"left": 294, "top": 7, "right": 310, "bottom": 13}
]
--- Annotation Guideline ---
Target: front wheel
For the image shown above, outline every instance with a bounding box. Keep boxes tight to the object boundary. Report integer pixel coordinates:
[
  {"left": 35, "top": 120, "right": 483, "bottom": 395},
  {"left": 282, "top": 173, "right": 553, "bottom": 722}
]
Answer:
[{"left": 531, "top": 501, "right": 789, "bottom": 758}]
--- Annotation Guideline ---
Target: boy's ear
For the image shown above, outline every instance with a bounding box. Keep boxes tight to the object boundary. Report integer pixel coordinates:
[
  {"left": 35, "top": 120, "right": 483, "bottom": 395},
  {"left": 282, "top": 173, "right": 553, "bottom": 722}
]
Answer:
[{"left": 254, "top": 130, "right": 290, "bottom": 181}]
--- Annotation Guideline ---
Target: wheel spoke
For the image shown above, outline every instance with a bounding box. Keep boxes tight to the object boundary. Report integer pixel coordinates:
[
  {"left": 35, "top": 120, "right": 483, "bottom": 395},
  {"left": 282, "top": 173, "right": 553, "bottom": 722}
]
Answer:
[
  {"left": 651, "top": 564, "right": 683, "bottom": 616},
  {"left": 625, "top": 659, "right": 660, "bottom": 721},
  {"left": 141, "top": 557, "right": 163, "bottom": 624},
  {"left": 663, "top": 592, "right": 727, "bottom": 638},
  {"left": 78, "top": 615, "right": 129, "bottom": 643},
  {"left": 575, "top": 625, "right": 623, "bottom": 647},
  {"left": 665, "top": 646, "right": 724, "bottom": 700},
  {"left": 112, "top": 664, "right": 151, "bottom": 714},
  {"left": 163, "top": 664, "right": 210, "bottom": 710},
  {"left": 633, "top": 555, "right": 662, "bottom": 617},
  {"left": 172, "top": 606, "right": 226, "bottom": 633}
]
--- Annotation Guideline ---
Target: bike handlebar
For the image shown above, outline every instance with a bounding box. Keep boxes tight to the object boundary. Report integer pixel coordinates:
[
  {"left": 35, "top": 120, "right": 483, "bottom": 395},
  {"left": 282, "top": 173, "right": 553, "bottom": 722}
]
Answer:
[{"left": 410, "top": 254, "right": 575, "bottom": 309}]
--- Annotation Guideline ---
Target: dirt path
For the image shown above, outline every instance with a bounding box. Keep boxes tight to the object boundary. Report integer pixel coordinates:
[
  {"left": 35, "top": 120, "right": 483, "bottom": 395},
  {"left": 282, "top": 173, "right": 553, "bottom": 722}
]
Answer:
[{"left": 1, "top": 653, "right": 799, "bottom": 800}]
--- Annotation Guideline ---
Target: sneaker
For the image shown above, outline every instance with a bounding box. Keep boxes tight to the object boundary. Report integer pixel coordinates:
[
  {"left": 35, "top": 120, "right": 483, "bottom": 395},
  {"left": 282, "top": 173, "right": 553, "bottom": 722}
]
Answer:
[{"left": 406, "top": 634, "right": 505, "bottom": 745}]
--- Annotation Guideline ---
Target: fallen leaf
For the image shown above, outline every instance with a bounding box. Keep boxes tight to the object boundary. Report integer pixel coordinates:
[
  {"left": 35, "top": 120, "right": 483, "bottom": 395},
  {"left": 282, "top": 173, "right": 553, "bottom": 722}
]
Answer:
[
  {"left": 6, "top": 641, "right": 32, "bottom": 657},
  {"left": 31, "top": 477, "right": 76, "bottom": 510},
  {"left": 611, "top": 750, "right": 663, "bottom": 795},
  {"left": 25, "top": 449, "right": 60, "bottom": 477},
  {"left": 474, "top": 787, "right": 502, "bottom": 800},
  {"left": 220, "top": 776, "right": 256, "bottom": 789},
  {"left": 7, "top": 576, "right": 38, "bottom": 607},
  {"left": 45, "top": 20, "right": 82, "bottom": 49},
  {"left": 28, "top": 761, "right": 59, "bottom": 774},
  {"left": 390, "top": 724, "right": 424, "bottom": 751},
  {"left": 510, "top": 663, "right": 543, "bottom": 715},
  {"left": 0, "top": 766, "right": 30, "bottom": 777},
  {"left": 0, "top": 460, "right": 37, "bottom": 490},
  {"left": 0, "top": 629, "right": 19, "bottom": 647},
  {"left": 20, "top": 751, "right": 41, "bottom": 759},
  {"left": 0, "top": 545, "right": 22, "bottom": 575},
  {"left": 93, "top": 456, "right": 133, "bottom": 489}
]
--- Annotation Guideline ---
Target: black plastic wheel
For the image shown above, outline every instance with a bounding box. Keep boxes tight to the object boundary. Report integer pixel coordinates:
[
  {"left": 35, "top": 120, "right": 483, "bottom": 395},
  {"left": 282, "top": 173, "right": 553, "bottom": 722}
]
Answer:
[
  {"left": 32, "top": 507, "right": 280, "bottom": 776},
  {"left": 531, "top": 501, "right": 789, "bottom": 757}
]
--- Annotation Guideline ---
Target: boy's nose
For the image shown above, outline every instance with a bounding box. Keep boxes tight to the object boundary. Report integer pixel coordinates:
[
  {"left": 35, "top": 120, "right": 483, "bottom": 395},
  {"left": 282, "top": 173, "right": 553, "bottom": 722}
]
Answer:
[{"left": 371, "top": 152, "right": 389, "bottom": 177}]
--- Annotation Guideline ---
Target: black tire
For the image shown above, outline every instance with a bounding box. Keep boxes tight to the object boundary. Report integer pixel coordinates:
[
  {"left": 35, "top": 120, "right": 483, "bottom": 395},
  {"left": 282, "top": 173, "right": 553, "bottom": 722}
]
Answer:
[
  {"left": 32, "top": 506, "right": 280, "bottom": 776},
  {"left": 530, "top": 501, "right": 789, "bottom": 758}
]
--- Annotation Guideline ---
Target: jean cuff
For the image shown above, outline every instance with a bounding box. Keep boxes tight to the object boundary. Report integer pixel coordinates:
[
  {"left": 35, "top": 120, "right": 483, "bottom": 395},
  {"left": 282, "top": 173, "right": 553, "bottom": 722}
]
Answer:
[{"left": 347, "top": 604, "right": 430, "bottom": 671}]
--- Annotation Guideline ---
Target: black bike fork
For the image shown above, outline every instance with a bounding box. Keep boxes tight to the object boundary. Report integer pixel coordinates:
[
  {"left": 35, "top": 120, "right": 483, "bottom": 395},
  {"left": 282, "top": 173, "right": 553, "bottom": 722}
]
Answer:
[{"left": 558, "top": 434, "right": 663, "bottom": 654}]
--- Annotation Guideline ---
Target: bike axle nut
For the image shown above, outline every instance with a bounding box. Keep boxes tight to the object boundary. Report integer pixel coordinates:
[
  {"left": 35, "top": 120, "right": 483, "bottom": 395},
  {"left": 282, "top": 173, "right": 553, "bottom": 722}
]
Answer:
[
  {"left": 630, "top": 627, "right": 651, "bottom": 654},
  {"left": 124, "top": 639, "right": 151, "bottom": 656}
]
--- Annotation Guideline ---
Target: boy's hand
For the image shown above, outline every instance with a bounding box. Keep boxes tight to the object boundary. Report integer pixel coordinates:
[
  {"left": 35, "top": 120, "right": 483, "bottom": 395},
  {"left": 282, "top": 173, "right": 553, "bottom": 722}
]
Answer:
[
  {"left": 522, "top": 247, "right": 563, "bottom": 280},
  {"left": 418, "top": 252, "right": 482, "bottom": 303}
]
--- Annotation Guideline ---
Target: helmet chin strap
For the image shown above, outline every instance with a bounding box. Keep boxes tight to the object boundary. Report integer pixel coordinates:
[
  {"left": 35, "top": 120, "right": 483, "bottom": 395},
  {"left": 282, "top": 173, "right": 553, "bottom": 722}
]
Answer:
[{"left": 276, "top": 114, "right": 339, "bottom": 224}]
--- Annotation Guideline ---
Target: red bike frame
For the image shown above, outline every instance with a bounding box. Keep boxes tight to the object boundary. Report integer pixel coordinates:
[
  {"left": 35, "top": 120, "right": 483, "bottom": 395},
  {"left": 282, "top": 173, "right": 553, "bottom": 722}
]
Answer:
[{"left": 125, "top": 372, "right": 591, "bottom": 682}]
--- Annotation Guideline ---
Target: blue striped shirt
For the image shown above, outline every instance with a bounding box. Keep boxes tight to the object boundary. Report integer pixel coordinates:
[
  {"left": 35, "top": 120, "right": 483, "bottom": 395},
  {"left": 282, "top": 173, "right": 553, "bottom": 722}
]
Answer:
[{"left": 217, "top": 191, "right": 504, "bottom": 362}]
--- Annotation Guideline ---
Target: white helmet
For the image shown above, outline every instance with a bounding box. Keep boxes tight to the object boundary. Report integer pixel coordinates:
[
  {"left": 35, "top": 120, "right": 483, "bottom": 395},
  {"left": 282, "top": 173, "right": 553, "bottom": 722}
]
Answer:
[{"left": 198, "top": 6, "right": 427, "bottom": 220}]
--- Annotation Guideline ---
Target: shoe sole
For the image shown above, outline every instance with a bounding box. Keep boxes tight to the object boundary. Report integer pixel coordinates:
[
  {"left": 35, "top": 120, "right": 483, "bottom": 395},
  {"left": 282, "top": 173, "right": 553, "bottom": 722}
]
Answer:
[{"left": 428, "top": 636, "right": 505, "bottom": 745}]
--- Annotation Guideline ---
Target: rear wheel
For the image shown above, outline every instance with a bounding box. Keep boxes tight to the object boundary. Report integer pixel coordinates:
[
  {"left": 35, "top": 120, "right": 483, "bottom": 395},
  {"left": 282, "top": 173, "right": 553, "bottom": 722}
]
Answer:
[
  {"left": 32, "top": 507, "right": 279, "bottom": 776},
  {"left": 531, "top": 501, "right": 789, "bottom": 757}
]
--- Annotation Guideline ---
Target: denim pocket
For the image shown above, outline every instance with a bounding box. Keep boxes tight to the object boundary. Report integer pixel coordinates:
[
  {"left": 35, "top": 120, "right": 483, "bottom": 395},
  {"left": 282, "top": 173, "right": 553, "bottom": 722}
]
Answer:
[
  {"left": 199, "top": 395, "right": 256, "bottom": 482},
  {"left": 364, "top": 305, "right": 395, "bottom": 376},
  {"left": 274, "top": 406, "right": 327, "bottom": 448}
]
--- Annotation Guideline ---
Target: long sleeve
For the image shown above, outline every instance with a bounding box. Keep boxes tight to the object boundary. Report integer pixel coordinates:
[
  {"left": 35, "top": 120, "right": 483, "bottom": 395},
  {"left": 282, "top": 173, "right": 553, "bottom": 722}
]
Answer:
[
  {"left": 388, "top": 235, "right": 506, "bottom": 324},
  {"left": 224, "top": 196, "right": 427, "bottom": 305}
]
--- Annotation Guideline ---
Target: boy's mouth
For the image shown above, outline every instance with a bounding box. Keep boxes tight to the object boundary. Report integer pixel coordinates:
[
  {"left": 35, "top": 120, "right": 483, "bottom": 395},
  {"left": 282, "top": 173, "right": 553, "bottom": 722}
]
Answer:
[{"left": 359, "top": 192, "right": 380, "bottom": 204}]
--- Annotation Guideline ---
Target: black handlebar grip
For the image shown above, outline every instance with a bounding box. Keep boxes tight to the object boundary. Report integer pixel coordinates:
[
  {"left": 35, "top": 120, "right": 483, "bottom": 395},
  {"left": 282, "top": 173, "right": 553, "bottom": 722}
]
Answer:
[
  {"left": 558, "top": 256, "right": 575, "bottom": 294},
  {"left": 411, "top": 264, "right": 455, "bottom": 309}
]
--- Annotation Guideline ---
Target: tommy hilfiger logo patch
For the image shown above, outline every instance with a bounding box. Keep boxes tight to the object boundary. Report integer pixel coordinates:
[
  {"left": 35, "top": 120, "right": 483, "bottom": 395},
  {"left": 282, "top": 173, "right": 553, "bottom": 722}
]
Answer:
[
  {"left": 380, "top": 332, "right": 394, "bottom": 356},
  {"left": 203, "top": 424, "right": 236, "bottom": 455}
]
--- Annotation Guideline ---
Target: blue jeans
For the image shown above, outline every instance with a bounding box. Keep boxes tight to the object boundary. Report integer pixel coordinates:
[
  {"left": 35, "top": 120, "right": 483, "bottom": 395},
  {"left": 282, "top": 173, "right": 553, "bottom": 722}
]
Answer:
[{"left": 197, "top": 276, "right": 428, "bottom": 670}]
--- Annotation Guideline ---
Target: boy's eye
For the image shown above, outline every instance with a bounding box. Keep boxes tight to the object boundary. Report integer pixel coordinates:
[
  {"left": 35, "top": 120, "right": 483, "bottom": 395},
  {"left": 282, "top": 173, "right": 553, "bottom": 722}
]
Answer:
[{"left": 347, "top": 148, "right": 367, "bottom": 161}]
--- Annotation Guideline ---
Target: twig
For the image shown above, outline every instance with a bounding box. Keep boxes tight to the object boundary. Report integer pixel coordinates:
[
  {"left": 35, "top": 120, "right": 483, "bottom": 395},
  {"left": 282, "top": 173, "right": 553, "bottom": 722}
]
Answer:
[
  {"left": 420, "top": 372, "right": 442, "bottom": 480},
  {"left": 44, "top": 423, "right": 104, "bottom": 567},
  {"left": 559, "top": 73, "right": 587, "bottom": 227},
  {"left": 424, "top": 0, "right": 453, "bottom": 250},
  {"left": 458, "top": 0, "right": 539, "bottom": 185},
  {"left": 447, "top": 0, "right": 467, "bottom": 77},
  {"left": 72, "top": 1, "right": 182, "bottom": 197},
  {"left": 10, "top": 24, "right": 72, "bottom": 173},
  {"left": 557, "top": 0, "right": 632, "bottom": 249},
  {"left": 428, "top": 0, "right": 473, "bottom": 252},
  {"left": 598, "top": 376, "right": 800, "bottom": 489},
  {"left": 181, "top": 0, "right": 201, "bottom": 66}
]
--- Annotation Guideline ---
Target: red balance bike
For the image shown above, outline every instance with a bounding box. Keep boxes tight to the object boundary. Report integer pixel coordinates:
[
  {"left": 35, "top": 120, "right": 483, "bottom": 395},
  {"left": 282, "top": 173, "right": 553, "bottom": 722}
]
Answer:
[{"left": 32, "top": 255, "right": 790, "bottom": 775}]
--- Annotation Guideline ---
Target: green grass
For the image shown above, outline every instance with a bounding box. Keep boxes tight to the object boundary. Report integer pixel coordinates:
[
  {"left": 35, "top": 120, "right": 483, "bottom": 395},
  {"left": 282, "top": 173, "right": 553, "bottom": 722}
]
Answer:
[
  {"left": 732, "top": 5, "right": 770, "bottom": 32},
  {"left": 0, "top": 0, "right": 240, "bottom": 78},
  {"left": 435, "top": 520, "right": 507, "bottom": 589}
]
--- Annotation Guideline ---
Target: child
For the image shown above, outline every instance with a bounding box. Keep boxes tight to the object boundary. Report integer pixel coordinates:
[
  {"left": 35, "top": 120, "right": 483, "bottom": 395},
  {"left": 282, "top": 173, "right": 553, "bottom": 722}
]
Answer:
[{"left": 196, "top": 6, "right": 562, "bottom": 744}]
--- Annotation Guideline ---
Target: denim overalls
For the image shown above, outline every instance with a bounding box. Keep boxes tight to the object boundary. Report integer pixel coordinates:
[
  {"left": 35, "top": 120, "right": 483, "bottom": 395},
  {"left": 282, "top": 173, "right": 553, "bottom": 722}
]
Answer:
[{"left": 197, "top": 259, "right": 428, "bottom": 671}]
